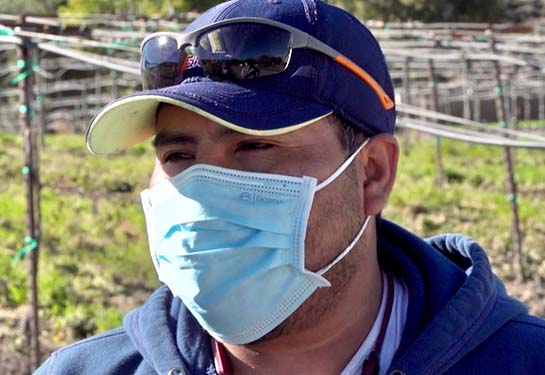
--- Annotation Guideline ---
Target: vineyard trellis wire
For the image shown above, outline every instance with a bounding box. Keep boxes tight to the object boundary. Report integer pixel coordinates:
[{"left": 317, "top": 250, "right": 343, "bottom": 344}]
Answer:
[{"left": 1, "top": 13, "right": 545, "bottom": 371}]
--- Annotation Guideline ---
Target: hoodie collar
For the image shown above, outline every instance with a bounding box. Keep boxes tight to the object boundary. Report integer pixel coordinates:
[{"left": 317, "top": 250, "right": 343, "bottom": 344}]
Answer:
[{"left": 123, "top": 285, "right": 215, "bottom": 375}]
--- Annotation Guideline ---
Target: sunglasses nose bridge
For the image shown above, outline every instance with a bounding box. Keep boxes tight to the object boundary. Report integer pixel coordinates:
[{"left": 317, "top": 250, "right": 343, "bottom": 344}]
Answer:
[{"left": 175, "top": 33, "right": 194, "bottom": 51}]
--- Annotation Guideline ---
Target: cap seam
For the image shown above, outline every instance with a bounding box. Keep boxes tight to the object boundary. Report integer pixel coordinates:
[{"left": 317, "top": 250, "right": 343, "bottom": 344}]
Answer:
[
  {"left": 308, "top": 0, "right": 320, "bottom": 106},
  {"left": 212, "top": 0, "right": 241, "bottom": 22},
  {"left": 300, "top": 0, "right": 312, "bottom": 25},
  {"left": 308, "top": 0, "right": 319, "bottom": 25}
]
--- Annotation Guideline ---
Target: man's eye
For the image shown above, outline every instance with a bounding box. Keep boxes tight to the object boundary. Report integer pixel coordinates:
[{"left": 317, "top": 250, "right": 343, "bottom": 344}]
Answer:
[
  {"left": 163, "top": 152, "right": 194, "bottom": 163},
  {"left": 237, "top": 142, "right": 274, "bottom": 152}
]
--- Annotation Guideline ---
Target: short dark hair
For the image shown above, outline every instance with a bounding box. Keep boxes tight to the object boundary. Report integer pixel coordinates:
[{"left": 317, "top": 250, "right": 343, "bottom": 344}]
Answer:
[
  {"left": 155, "top": 102, "right": 166, "bottom": 123},
  {"left": 328, "top": 114, "right": 368, "bottom": 153}
]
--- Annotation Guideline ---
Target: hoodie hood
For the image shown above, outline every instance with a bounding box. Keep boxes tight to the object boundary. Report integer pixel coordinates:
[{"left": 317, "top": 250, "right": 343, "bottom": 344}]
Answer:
[
  {"left": 123, "top": 286, "right": 216, "bottom": 374},
  {"left": 122, "top": 219, "right": 528, "bottom": 375}
]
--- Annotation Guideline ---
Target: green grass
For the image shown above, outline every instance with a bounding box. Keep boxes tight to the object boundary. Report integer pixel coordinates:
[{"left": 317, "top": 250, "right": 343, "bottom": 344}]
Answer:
[
  {"left": 0, "top": 132, "right": 157, "bottom": 343},
  {"left": 385, "top": 134, "right": 545, "bottom": 280},
  {"left": 518, "top": 119, "right": 545, "bottom": 128},
  {"left": 1, "top": 130, "right": 544, "bottom": 345}
]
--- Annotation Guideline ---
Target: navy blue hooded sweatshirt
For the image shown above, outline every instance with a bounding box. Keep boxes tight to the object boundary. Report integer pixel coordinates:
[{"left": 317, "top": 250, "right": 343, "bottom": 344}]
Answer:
[{"left": 35, "top": 220, "right": 545, "bottom": 374}]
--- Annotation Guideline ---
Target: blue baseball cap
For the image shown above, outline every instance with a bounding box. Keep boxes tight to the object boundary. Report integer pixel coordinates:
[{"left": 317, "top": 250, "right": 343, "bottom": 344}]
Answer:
[{"left": 86, "top": 0, "right": 396, "bottom": 155}]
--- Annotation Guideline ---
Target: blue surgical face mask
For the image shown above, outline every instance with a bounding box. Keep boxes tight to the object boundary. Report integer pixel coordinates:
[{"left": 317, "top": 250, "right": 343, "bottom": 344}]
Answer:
[{"left": 141, "top": 139, "right": 371, "bottom": 345}]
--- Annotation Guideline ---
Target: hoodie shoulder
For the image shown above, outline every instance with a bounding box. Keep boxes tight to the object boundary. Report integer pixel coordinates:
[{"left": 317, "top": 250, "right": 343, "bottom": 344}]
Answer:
[
  {"left": 378, "top": 221, "right": 544, "bottom": 374},
  {"left": 449, "top": 312, "right": 545, "bottom": 373},
  {"left": 34, "top": 327, "right": 149, "bottom": 375},
  {"left": 500, "top": 313, "right": 545, "bottom": 355}
]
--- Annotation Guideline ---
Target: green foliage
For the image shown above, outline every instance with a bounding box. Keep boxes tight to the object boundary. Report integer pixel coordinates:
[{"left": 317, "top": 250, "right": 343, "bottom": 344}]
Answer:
[
  {"left": 184, "top": 0, "right": 226, "bottom": 12},
  {"left": 0, "top": 0, "right": 66, "bottom": 14},
  {"left": 59, "top": 0, "right": 225, "bottom": 16},
  {"left": 384, "top": 135, "right": 545, "bottom": 282},
  {"left": 2, "top": 0, "right": 508, "bottom": 21},
  {"left": 1, "top": 132, "right": 157, "bottom": 343},
  {"left": 326, "top": 0, "right": 508, "bottom": 22},
  {"left": 60, "top": 0, "right": 169, "bottom": 16}
]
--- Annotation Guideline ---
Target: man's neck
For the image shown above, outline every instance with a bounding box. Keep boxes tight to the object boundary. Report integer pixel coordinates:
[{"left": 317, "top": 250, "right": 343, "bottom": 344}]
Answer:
[{"left": 223, "top": 254, "right": 382, "bottom": 375}]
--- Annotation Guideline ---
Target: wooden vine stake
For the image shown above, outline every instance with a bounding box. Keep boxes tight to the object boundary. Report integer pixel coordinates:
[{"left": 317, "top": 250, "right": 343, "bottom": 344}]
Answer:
[
  {"left": 487, "top": 29, "right": 524, "bottom": 282},
  {"left": 16, "top": 33, "right": 42, "bottom": 370}
]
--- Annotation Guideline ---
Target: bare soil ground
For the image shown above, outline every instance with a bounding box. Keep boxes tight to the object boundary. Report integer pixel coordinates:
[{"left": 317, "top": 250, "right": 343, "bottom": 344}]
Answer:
[{"left": 0, "top": 307, "right": 34, "bottom": 375}]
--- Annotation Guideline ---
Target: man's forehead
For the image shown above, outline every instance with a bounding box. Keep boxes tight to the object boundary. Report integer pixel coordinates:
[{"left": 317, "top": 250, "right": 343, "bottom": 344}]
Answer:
[
  {"left": 150, "top": 104, "right": 345, "bottom": 157},
  {"left": 152, "top": 126, "right": 241, "bottom": 149}
]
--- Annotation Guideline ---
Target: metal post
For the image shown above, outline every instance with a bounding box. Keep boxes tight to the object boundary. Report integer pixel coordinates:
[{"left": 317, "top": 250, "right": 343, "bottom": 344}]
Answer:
[
  {"left": 505, "top": 73, "right": 513, "bottom": 122},
  {"left": 16, "top": 35, "right": 41, "bottom": 371},
  {"left": 95, "top": 68, "right": 101, "bottom": 111},
  {"left": 402, "top": 57, "right": 412, "bottom": 106},
  {"left": 462, "top": 55, "right": 472, "bottom": 120},
  {"left": 539, "top": 75, "right": 545, "bottom": 122},
  {"left": 35, "top": 50, "right": 47, "bottom": 147},
  {"left": 524, "top": 92, "right": 531, "bottom": 121},
  {"left": 81, "top": 81, "right": 89, "bottom": 132},
  {"left": 488, "top": 30, "right": 524, "bottom": 282},
  {"left": 473, "top": 85, "right": 481, "bottom": 122},
  {"left": 111, "top": 70, "right": 119, "bottom": 99}
]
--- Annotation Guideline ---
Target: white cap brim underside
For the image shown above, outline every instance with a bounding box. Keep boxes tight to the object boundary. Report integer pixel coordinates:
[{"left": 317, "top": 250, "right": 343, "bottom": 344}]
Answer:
[{"left": 86, "top": 95, "right": 332, "bottom": 155}]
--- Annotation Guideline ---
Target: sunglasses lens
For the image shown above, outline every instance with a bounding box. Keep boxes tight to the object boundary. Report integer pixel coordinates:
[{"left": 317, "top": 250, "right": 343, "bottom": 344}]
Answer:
[
  {"left": 195, "top": 24, "right": 291, "bottom": 80},
  {"left": 141, "top": 35, "right": 186, "bottom": 90}
]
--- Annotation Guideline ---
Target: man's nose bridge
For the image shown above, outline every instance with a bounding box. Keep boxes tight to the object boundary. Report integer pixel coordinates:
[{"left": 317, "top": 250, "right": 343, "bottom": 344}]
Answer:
[
  {"left": 150, "top": 160, "right": 169, "bottom": 187},
  {"left": 196, "top": 142, "right": 236, "bottom": 169}
]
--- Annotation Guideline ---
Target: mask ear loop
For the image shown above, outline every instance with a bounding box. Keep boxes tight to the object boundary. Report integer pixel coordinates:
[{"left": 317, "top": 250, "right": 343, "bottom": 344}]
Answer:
[
  {"left": 317, "top": 215, "right": 372, "bottom": 276},
  {"left": 315, "top": 137, "right": 371, "bottom": 191},
  {"left": 314, "top": 137, "right": 373, "bottom": 276}
]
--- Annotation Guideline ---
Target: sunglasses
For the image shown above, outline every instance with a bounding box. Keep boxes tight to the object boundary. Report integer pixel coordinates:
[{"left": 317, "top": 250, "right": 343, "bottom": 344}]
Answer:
[{"left": 140, "top": 17, "right": 394, "bottom": 110}]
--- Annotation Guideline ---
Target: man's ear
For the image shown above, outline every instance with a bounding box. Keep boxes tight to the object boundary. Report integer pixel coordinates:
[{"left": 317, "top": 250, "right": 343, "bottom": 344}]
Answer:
[{"left": 360, "top": 134, "right": 399, "bottom": 216}]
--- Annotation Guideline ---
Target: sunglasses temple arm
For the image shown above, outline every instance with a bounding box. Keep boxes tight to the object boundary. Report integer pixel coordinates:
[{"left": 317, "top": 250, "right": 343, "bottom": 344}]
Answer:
[
  {"left": 334, "top": 55, "right": 394, "bottom": 110},
  {"left": 305, "top": 37, "right": 394, "bottom": 110}
]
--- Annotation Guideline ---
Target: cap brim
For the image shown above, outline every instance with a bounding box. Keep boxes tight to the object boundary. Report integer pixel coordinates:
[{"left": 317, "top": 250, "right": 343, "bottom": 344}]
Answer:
[{"left": 86, "top": 81, "right": 333, "bottom": 155}]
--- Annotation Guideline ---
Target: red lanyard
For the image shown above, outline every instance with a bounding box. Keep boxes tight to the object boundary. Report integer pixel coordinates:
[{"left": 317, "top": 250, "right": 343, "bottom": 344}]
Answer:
[
  {"left": 212, "top": 338, "right": 233, "bottom": 375},
  {"left": 212, "top": 272, "right": 394, "bottom": 375},
  {"left": 361, "top": 272, "right": 394, "bottom": 375}
]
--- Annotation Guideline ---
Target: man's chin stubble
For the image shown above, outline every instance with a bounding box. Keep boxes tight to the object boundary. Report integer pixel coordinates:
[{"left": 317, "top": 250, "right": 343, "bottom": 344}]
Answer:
[
  {"left": 248, "top": 165, "right": 365, "bottom": 346},
  {"left": 247, "top": 255, "right": 359, "bottom": 345}
]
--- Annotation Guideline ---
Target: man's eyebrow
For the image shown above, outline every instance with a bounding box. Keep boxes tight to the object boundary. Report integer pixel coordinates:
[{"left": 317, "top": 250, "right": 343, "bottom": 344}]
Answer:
[
  {"left": 152, "top": 127, "right": 251, "bottom": 149},
  {"left": 152, "top": 132, "right": 196, "bottom": 149}
]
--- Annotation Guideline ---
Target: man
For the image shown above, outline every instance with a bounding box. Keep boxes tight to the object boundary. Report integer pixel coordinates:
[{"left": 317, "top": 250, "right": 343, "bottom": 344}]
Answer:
[{"left": 36, "top": 0, "right": 545, "bottom": 374}]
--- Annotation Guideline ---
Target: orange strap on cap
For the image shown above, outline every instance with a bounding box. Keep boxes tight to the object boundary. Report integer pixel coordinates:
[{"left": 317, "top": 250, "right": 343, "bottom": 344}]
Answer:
[{"left": 334, "top": 55, "right": 395, "bottom": 110}]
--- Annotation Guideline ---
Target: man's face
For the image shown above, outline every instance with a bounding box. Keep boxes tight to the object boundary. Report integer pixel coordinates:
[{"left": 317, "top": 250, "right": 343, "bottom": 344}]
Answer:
[{"left": 152, "top": 104, "right": 369, "bottom": 339}]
